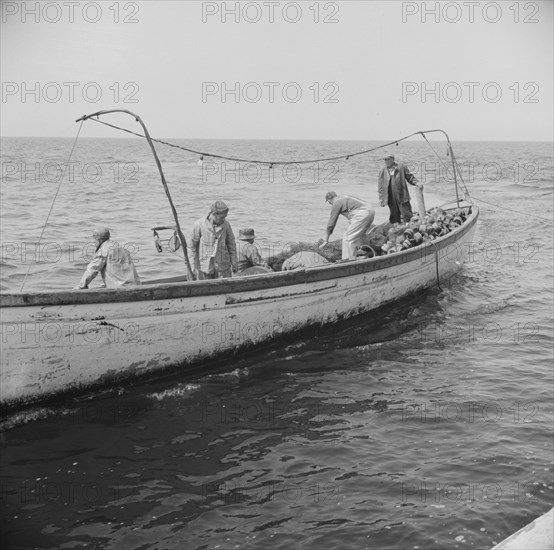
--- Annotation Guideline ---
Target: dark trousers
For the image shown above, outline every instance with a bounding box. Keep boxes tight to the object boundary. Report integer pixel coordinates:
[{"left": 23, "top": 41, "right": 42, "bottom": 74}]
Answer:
[{"left": 388, "top": 185, "right": 413, "bottom": 224}]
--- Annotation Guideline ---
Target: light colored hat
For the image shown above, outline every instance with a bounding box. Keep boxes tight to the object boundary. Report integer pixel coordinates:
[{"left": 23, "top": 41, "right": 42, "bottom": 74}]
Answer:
[
  {"left": 239, "top": 228, "right": 255, "bottom": 240},
  {"left": 92, "top": 227, "right": 110, "bottom": 239},
  {"left": 210, "top": 200, "right": 229, "bottom": 214},
  {"left": 383, "top": 154, "right": 395, "bottom": 160},
  {"left": 325, "top": 191, "right": 337, "bottom": 203}
]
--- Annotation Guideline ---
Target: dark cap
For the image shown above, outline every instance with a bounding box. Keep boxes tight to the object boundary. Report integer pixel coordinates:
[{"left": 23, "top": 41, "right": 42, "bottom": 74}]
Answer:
[
  {"left": 210, "top": 200, "right": 229, "bottom": 214},
  {"left": 92, "top": 227, "right": 110, "bottom": 240},
  {"left": 325, "top": 191, "right": 337, "bottom": 203}
]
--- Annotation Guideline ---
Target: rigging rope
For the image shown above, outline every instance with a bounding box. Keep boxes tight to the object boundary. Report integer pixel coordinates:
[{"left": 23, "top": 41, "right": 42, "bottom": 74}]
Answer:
[
  {"left": 88, "top": 117, "right": 425, "bottom": 166},
  {"left": 469, "top": 196, "right": 554, "bottom": 224},
  {"left": 421, "top": 132, "right": 470, "bottom": 200},
  {"left": 426, "top": 141, "right": 551, "bottom": 224},
  {"left": 20, "top": 120, "right": 85, "bottom": 292},
  {"left": 84, "top": 115, "right": 554, "bottom": 227},
  {"left": 89, "top": 117, "right": 473, "bottom": 207}
]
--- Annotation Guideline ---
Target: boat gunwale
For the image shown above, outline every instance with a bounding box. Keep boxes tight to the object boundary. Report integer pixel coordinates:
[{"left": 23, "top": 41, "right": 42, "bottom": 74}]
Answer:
[{"left": 0, "top": 206, "right": 478, "bottom": 308}]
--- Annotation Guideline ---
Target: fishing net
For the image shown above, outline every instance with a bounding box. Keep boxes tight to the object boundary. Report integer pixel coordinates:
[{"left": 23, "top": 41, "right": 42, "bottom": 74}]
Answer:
[
  {"left": 265, "top": 224, "right": 389, "bottom": 270},
  {"left": 266, "top": 241, "right": 339, "bottom": 271}
]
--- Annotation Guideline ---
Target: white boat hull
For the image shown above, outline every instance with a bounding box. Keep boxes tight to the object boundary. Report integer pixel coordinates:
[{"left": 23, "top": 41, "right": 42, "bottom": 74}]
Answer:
[{"left": 0, "top": 208, "right": 478, "bottom": 408}]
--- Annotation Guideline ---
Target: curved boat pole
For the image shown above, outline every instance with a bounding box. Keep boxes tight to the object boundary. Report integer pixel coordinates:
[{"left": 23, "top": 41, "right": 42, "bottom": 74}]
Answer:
[
  {"left": 418, "top": 129, "right": 461, "bottom": 207},
  {"left": 76, "top": 110, "right": 195, "bottom": 280}
]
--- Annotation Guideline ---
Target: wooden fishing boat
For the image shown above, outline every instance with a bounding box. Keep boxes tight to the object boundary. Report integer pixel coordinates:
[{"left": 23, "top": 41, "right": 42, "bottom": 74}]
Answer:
[{"left": 0, "top": 111, "right": 479, "bottom": 409}]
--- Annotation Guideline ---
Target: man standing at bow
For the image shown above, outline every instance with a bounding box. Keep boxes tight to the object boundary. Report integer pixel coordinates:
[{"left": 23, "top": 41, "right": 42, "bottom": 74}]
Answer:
[
  {"left": 321, "top": 191, "right": 375, "bottom": 260},
  {"left": 377, "top": 154, "right": 423, "bottom": 224},
  {"left": 189, "top": 200, "right": 237, "bottom": 280}
]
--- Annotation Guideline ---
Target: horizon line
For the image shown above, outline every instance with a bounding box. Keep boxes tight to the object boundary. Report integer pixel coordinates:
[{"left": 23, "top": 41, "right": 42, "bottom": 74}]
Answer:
[{"left": 1, "top": 135, "right": 553, "bottom": 143}]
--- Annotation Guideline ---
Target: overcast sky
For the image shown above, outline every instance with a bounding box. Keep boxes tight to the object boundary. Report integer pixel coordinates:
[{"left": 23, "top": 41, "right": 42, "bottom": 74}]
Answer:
[{"left": 1, "top": 0, "right": 552, "bottom": 141}]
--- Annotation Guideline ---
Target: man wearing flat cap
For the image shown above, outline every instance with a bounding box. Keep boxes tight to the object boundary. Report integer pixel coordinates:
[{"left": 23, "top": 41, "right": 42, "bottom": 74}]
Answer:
[
  {"left": 377, "top": 154, "right": 423, "bottom": 224},
  {"left": 77, "top": 227, "right": 140, "bottom": 289},
  {"left": 236, "top": 228, "right": 268, "bottom": 273},
  {"left": 189, "top": 201, "right": 237, "bottom": 279}
]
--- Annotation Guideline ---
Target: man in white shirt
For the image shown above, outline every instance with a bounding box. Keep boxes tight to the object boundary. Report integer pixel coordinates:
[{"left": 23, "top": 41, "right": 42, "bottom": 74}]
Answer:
[
  {"left": 77, "top": 227, "right": 140, "bottom": 289},
  {"left": 322, "top": 191, "right": 375, "bottom": 260}
]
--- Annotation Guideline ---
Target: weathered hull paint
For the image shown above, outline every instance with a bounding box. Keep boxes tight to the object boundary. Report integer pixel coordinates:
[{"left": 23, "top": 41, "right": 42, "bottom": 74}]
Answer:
[{"left": 0, "top": 208, "right": 478, "bottom": 408}]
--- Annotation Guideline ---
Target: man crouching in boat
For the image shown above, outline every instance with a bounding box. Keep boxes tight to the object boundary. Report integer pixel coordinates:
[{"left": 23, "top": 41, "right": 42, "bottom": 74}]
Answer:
[
  {"left": 77, "top": 227, "right": 140, "bottom": 289},
  {"left": 189, "top": 200, "right": 238, "bottom": 280},
  {"left": 321, "top": 191, "right": 375, "bottom": 260},
  {"left": 236, "top": 228, "right": 270, "bottom": 273}
]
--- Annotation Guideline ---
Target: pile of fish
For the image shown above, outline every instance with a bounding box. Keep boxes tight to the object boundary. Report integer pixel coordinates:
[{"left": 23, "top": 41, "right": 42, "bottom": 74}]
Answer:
[{"left": 365, "top": 207, "right": 470, "bottom": 256}]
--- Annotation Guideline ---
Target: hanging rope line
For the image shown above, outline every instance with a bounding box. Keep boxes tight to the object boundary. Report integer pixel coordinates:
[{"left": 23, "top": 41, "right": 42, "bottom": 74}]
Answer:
[
  {"left": 20, "top": 120, "right": 85, "bottom": 292},
  {"left": 469, "top": 196, "right": 554, "bottom": 224},
  {"left": 419, "top": 138, "right": 552, "bottom": 223},
  {"left": 90, "top": 116, "right": 552, "bottom": 224},
  {"left": 84, "top": 113, "right": 554, "bottom": 227},
  {"left": 421, "top": 132, "right": 471, "bottom": 199},
  {"left": 88, "top": 116, "right": 429, "bottom": 166},
  {"left": 78, "top": 115, "right": 554, "bottom": 228},
  {"left": 89, "top": 117, "right": 477, "bottom": 213}
]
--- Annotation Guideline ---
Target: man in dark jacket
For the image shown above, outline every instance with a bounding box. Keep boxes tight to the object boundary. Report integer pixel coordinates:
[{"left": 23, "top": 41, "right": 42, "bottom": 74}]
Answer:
[
  {"left": 189, "top": 201, "right": 237, "bottom": 279},
  {"left": 377, "top": 155, "right": 423, "bottom": 224},
  {"left": 236, "top": 228, "right": 269, "bottom": 273}
]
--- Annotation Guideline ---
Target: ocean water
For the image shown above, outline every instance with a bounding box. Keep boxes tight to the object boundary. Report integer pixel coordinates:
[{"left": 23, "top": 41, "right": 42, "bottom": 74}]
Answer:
[{"left": 0, "top": 135, "right": 553, "bottom": 549}]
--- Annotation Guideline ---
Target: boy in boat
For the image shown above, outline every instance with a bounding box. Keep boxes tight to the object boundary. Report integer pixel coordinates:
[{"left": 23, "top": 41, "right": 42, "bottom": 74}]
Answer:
[
  {"left": 189, "top": 200, "right": 238, "bottom": 280},
  {"left": 321, "top": 191, "right": 375, "bottom": 260},
  {"left": 377, "top": 154, "right": 423, "bottom": 224},
  {"left": 77, "top": 227, "right": 140, "bottom": 289},
  {"left": 236, "top": 228, "right": 270, "bottom": 273}
]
